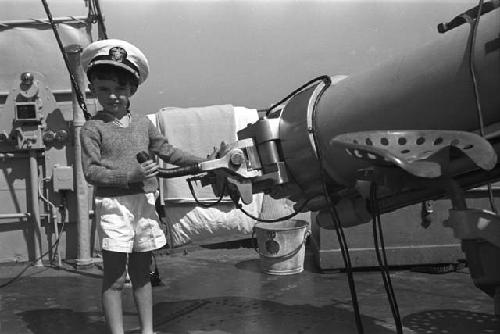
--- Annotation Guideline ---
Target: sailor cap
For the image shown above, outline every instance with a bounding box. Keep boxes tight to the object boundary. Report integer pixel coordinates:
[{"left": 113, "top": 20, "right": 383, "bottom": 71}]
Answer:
[{"left": 81, "top": 39, "right": 149, "bottom": 85}]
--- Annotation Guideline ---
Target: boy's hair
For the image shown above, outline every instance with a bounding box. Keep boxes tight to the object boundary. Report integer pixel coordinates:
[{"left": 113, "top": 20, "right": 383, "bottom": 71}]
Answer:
[{"left": 87, "top": 64, "right": 139, "bottom": 93}]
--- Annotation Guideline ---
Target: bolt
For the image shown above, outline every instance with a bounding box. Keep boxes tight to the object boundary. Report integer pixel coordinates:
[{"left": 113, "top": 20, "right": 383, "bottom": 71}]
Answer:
[{"left": 229, "top": 150, "right": 244, "bottom": 166}]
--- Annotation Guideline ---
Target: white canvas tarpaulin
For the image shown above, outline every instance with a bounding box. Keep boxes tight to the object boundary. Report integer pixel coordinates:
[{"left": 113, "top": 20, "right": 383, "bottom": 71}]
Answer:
[
  {"left": 150, "top": 105, "right": 265, "bottom": 246},
  {"left": 0, "top": 21, "right": 92, "bottom": 92}
]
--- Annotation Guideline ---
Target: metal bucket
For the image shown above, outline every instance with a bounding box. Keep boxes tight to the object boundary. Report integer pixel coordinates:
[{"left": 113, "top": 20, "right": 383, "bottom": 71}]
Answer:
[{"left": 253, "top": 220, "right": 310, "bottom": 275}]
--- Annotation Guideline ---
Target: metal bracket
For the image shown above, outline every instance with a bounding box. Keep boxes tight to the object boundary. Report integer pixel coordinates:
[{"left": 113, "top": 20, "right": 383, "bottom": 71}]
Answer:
[{"left": 444, "top": 208, "right": 500, "bottom": 248}]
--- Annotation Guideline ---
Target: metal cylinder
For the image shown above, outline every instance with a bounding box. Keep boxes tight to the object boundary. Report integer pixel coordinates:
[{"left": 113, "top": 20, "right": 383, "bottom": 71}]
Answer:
[
  {"left": 66, "top": 45, "right": 92, "bottom": 268},
  {"left": 29, "top": 150, "right": 43, "bottom": 266},
  {"left": 278, "top": 9, "right": 500, "bottom": 194}
]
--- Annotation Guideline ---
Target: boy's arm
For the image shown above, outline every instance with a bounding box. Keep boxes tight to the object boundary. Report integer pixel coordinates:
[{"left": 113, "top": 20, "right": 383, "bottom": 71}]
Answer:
[
  {"left": 147, "top": 121, "right": 205, "bottom": 166},
  {"left": 80, "top": 126, "right": 143, "bottom": 187}
]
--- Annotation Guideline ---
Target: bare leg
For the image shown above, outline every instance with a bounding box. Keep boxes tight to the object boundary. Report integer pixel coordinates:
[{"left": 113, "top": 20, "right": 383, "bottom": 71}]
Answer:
[
  {"left": 128, "top": 251, "right": 154, "bottom": 334},
  {"left": 102, "top": 250, "right": 128, "bottom": 334}
]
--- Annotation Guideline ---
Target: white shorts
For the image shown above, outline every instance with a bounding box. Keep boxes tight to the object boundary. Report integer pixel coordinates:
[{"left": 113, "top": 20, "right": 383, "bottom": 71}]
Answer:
[{"left": 95, "top": 192, "right": 167, "bottom": 253}]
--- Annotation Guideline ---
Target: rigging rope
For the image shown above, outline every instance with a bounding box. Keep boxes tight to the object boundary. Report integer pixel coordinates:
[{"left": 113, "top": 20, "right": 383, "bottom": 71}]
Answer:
[{"left": 88, "top": 0, "right": 108, "bottom": 39}]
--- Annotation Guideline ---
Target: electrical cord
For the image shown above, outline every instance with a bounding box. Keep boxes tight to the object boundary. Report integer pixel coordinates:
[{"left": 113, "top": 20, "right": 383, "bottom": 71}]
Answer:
[
  {"left": 187, "top": 175, "right": 313, "bottom": 222},
  {"left": 234, "top": 196, "right": 314, "bottom": 223},
  {"left": 187, "top": 177, "right": 227, "bottom": 208},
  {"left": 1, "top": 0, "right": 97, "bottom": 289},
  {"left": 0, "top": 180, "right": 67, "bottom": 289},
  {"left": 0, "top": 224, "right": 66, "bottom": 289},
  {"left": 265, "top": 75, "right": 331, "bottom": 118},
  {"left": 38, "top": 177, "right": 62, "bottom": 265},
  {"left": 466, "top": 0, "right": 498, "bottom": 214},
  {"left": 370, "top": 183, "right": 403, "bottom": 334},
  {"left": 306, "top": 76, "right": 365, "bottom": 333}
]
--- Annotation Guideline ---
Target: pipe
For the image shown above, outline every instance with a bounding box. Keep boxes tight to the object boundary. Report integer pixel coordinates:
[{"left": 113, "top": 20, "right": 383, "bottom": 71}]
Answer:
[
  {"left": 66, "top": 45, "right": 92, "bottom": 268},
  {"left": 0, "top": 16, "right": 90, "bottom": 29},
  {"left": 0, "top": 152, "right": 30, "bottom": 160},
  {"left": 0, "top": 89, "right": 92, "bottom": 97},
  {"left": 277, "top": 9, "right": 500, "bottom": 194},
  {"left": 29, "top": 150, "right": 43, "bottom": 266},
  {"left": 316, "top": 10, "right": 500, "bottom": 187},
  {"left": 0, "top": 213, "right": 30, "bottom": 219}
]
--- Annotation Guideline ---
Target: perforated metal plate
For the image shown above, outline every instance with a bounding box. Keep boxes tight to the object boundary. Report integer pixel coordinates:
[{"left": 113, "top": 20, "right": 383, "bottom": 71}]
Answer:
[{"left": 330, "top": 130, "right": 497, "bottom": 178}]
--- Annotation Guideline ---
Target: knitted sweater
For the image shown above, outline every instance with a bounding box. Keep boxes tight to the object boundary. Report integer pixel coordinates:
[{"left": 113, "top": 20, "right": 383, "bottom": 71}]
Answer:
[{"left": 80, "top": 112, "right": 205, "bottom": 197}]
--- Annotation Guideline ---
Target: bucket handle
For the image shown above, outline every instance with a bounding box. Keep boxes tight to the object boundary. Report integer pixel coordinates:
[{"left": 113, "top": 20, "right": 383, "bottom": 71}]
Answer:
[{"left": 252, "top": 229, "right": 311, "bottom": 259}]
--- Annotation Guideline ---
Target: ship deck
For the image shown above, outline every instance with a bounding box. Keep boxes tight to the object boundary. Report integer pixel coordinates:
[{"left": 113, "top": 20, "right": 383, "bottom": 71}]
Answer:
[{"left": 0, "top": 235, "right": 498, "bottom": 334}]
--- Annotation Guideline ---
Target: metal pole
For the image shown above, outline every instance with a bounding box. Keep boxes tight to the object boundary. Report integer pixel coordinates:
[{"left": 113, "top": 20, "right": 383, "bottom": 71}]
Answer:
[
  {"left": 29, "top": 150, "right": 43, "bottom": 266},
  {"left": 0, "top": 213, "right": 30, "bottom": 219},
  {"left": 0, "top": 16, "right": 90, "bottom": 28},
  {"left": 66, "top": 45, "right": 92, "bottom": 268}
]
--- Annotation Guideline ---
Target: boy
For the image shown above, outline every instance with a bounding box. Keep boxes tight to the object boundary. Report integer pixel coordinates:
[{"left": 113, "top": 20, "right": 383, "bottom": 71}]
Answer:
[{"left": 80, "top": 39, "right": 208, "bottom": 334}]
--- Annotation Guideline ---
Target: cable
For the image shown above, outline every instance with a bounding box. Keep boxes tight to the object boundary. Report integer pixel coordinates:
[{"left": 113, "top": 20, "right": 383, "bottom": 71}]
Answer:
[
  {"left": 265, "top": 75, "right": 331, "bottom": 117},
  {"left": 469, "top": 0, "right": 486, "bottom": 137},
  {"left": 307, "top": 76, "right": 365, "bottom": 333},
  {"left": 324, "top": 196, "right": 365, "bottom": 334},
  {"left": 1, "top": 0, "right": 91, "bottom": 289},
  {"left": 1, "top": 175, "right": 67, "bottom": 289},
  {"left": 187, "top": 175, "right": 312, "bottom": 222},
  {"left": 369, "top": 183, "right": 403, "bottom": 334},
  {"left": 0, "top": 187, "right": 67, "bottom": 289},
  {"left": 38, "top": 177, "right": 61, "bottom": 265},
  {"left": 186, "top": 177, "right": 227, "bottom": 208},
  {"left": 466, "top": 0, "right": 498, "bottom": 214},
  {"left": 235, "top": 196, "right": 314, "bottom": 223}
]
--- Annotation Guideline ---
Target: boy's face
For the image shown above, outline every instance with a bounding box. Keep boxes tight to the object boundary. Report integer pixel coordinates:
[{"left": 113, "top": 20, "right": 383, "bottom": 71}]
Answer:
[{"left": 89, "top": 77, "right": 134, "bottom": 116}]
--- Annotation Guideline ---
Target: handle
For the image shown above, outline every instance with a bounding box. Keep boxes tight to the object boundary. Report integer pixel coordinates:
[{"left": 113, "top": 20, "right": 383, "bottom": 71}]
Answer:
[
  {"left": 252, "top": 229, "right": 311, "bottom": 259},
  {"left": 136, "top": 151, "right": 150, "bottom": 163},
  {"left": 437, "top": 1, "right": 499, "bottom": 34},
  {"left": 157, "top": 165, "right": 202, "bottom": 178},
  {"left": 136, "top": 151, "right": 202, "bottom": 179}
]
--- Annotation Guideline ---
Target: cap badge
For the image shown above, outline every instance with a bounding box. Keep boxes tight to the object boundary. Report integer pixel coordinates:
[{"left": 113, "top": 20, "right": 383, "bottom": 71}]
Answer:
[{"left": 109, "top": 46, "right": 127, "bottom": 63}]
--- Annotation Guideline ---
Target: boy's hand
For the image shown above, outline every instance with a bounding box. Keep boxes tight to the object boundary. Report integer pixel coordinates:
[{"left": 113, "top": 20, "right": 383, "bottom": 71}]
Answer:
[
  {"left": 206, "top": 141, "right": 228, "bottom": 161},
  {"left": 140, "top": 160, "right": 159, "bottom": 178},
  {"left": 128, "top": 160, "right": 159, "bottom": 182}
]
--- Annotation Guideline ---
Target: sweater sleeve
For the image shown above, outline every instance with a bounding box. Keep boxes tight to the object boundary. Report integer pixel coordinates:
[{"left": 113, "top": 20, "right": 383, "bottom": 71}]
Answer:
[
  {"left": 147, "top": 120, "right": 205, "bottom": 166},
  {"left": 80, "top": 124, "right": 134, "bottom": 187}
]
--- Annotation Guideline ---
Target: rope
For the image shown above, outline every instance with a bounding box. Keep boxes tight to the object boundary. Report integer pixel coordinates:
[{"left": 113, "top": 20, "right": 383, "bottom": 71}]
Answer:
[
  {"left": 88, "top": 0, "right": 108, "bottom": 39},
  {"left": 40, "top": 0, "right": 92, "bottom": 121}
]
